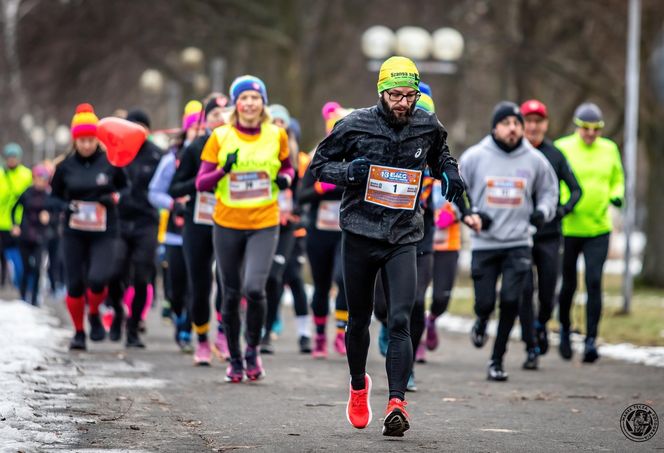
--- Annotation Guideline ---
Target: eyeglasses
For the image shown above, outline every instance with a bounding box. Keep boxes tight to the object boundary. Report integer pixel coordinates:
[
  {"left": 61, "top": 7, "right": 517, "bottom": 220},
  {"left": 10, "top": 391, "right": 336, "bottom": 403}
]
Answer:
[
  {"left": 574, "top": 118, "right": 604, "bottom": 131},
  {"left": 386, "top": 91, "right": 421, "bottom": 103}
]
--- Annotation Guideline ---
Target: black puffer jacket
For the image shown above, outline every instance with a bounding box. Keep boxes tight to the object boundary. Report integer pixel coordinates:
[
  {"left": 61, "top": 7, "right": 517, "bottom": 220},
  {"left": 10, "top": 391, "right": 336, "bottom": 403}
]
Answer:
[{"left": 310, "top": 101, "right": 457, "bottom": 244}]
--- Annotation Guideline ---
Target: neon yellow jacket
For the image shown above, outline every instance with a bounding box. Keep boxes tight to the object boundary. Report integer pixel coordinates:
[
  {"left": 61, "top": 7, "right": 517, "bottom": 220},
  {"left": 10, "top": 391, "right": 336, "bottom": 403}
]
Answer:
[
  {"left": 554, "top": 133, "right": 624, "bottom": 237},
  {"left": 0, "top": 165, "right": 32, "bottom": 231}
]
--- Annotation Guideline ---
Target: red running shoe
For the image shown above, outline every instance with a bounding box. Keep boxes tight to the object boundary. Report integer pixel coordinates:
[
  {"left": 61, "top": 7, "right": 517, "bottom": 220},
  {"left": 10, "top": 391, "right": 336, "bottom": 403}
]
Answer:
[
  {"left": 382, "top": 398, "right": 410, "bottom": 437},
  {"left": 346, "top": 374, "right": 372, "bottom": 429}
]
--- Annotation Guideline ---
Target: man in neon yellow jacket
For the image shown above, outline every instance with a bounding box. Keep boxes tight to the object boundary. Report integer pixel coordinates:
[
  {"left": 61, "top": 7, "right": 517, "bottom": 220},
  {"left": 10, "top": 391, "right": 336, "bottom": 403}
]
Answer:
[
  {"left": 554, "top": 103, "right": 624, "bottom": 364},
  {"left": 0, "top": 143, "right": 33, "bottom": 288}
]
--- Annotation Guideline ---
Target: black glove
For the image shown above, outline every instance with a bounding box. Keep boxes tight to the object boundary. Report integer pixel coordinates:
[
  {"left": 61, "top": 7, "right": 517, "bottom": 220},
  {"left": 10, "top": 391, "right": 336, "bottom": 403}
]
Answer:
[
  {"left": 346, "top": 157, "right": 370, "bottom": 185},
  {"left": 67, "top": 201, "right": 79, "bottom": 214},
  {"left": 223, "top": 149, "right": 239, "bottom": 174},
  {"left": 275, "top": 175, "right": 291, "bottom": 190},
  {"left": 476, "top": 211, "right": 493, "bottom": 231},
  {"left": 172, "top": 202, "right": 187, "bottom": 217},
  {"left": 98, "top": 192, "right": 120, "bottom": 208},
  {"left": 441, "top": 164, "right": 465, "bottom": 203},
  {"left": 555, "top": 205, "right": 567, "bottom": 220},
  {"left": 610, "top": 198, "right": 623, "bottom": 208},
  {"left": 530, "top": 209, "right": 546, "bottom": 230}
]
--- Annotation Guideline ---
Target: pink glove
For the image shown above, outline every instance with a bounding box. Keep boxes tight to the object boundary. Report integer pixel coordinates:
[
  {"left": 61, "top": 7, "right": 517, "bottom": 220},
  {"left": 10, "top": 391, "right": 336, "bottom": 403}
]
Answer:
[
  {"left": 315, "top": 181, "right": 336, "bottom": 194},
  {"left": 436, "top": 209, "right": 456, "bottom": 229}
]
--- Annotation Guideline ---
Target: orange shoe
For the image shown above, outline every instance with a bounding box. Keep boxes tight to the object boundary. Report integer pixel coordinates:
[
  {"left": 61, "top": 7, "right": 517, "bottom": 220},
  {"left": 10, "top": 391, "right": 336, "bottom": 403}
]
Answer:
[
  {"left": 346, "top": 374, "right": 372, "bottom": 429},
  {"left": 382, "top": 398, "right": 410, "bottom": 437}
]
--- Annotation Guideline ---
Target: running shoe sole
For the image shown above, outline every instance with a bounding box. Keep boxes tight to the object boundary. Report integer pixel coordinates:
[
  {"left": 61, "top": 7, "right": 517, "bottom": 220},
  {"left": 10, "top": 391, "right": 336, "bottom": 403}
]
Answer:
[
  {"left": 346, "top": 375, "right": 372, "bottom": 429},
  {"left": 382, "top": 409, "right": 410, "bottom": 437}
]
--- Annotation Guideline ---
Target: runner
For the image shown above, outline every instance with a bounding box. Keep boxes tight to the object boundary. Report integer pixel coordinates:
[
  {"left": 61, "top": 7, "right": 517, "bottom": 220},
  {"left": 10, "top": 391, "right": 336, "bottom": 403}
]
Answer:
[
  {"left": 518, "top": 99, "right": 582, "bottom": 369},
  {"left": 196, "top": 75, "right": 293, "bottom": 382},
  {"left": 10, "top": 164, "right": 62, "bottom": 305},
  {"left": 106, "top": 109, "right": 163, "bottom": 347},
  {"left": 0, "top": 143, "right": 32, "bottom": 290},
  {"left": 310, "top": 57, "right": 465, "bottom": 436},
  {"left": 168, "top": 93, "right": 230, "bottom": 365},
  {"left": 459, "top": 101, "right": 558, "bottom": 381},
  {"left": 554, "top": 102, "right": 624, "bottom": 363},
  {"left": 50, "top": 103, "right": 129, "bottom": 350},
  {"left": 149, "top": 100, "right": 204, "bottom": 352}
]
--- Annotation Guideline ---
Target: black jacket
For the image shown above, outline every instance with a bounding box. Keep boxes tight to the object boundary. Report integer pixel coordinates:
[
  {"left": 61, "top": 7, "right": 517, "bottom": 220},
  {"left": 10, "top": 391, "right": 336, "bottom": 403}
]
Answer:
[
  {"left": 533, "top": 139, "right": 582, "bottom": 239},
  {"left": 118, "top": 139, "right": 163, "bottom": 230},
  {"left": 51, "top": 148, "right": 129, "bottom": 236},
  {"left": 11, "top": 187, "right": 64, "bottom": 244},
  {"left": 310, "top": 101, "right": 457, "bottom": 244},
  {"left": 297, "top": 165, "right": 345, "bottom": 233},
  {"left": 168, "top": 133, "right": 208, "bottom": 223}
]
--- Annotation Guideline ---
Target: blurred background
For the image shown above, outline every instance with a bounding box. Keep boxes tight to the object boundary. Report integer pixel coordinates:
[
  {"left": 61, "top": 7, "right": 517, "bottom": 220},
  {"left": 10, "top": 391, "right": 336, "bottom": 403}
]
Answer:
[{"left": 0, "top": 0, "right": 663, "bottom": 294}]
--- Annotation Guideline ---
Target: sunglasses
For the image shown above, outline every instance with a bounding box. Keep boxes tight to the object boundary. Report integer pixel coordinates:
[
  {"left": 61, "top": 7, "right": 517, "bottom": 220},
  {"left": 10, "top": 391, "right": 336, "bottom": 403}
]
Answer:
[{"left": 574, "top": 118, "right": 604, "bottom": 131}]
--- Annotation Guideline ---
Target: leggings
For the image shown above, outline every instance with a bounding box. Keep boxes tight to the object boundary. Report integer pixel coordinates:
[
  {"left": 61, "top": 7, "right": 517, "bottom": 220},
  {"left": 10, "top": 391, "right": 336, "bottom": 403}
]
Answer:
[
  {"left": 471, "top": 247, "right": 531, "bottom": 362},
  {"left": 108, "top": 225, "right": 158, "bottom": 329},
  {"left": 183, "top": 219, "right": 222, "bottom": 339},
  {"left": 265, "top": 225, "right": 296, "bottom": 335},
  {"left": 19, "top": 241, "right": 43, "bottom": 306},
  {"left": 519, "top": 236, "right": 561, "bottom": 349},
  {"left": 47, "top": 236, "right": 65, "bottom": 293},
  {"left": 165, "top": 244, "right": 189, "bottom": 322},
  {"left": 558, "top": 234, "right": 609, "bottom": 339},
  {"left": 280, "top": 236, "right": 308, "bottom": 317},
  {"left": 214, "top": 224, "right": 278, "bottom": 359},
  {"left": 62, "top": 232, "right": 116, "bottom": 297},
  {"left": 430, "top": 251, "right": 460, "bottom": 317},
  {"left": 342, "top": 231, "right": 417, "bottom": 402},
  {"left": 307, "top": 227, "right": 347, "bottom": 333}
]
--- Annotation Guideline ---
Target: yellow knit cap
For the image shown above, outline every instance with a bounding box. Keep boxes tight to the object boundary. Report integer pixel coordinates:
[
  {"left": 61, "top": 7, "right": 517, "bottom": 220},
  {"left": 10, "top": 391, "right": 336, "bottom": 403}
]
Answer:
[{"left": 377, "top": 56, "right": 420, "bottom": 94}]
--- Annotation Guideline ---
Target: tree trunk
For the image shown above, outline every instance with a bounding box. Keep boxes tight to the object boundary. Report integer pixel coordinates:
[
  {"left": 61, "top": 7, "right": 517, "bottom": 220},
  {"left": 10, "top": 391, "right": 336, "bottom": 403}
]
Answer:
[{"left": 640, "top": 118, "right": 664, "bottom": 287}]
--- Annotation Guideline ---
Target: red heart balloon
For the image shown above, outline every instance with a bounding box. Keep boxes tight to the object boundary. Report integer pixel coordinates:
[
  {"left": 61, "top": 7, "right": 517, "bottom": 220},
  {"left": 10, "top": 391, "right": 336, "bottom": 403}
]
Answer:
[{"left": 97, "top": 117, "right": 147, "bottom": 167}]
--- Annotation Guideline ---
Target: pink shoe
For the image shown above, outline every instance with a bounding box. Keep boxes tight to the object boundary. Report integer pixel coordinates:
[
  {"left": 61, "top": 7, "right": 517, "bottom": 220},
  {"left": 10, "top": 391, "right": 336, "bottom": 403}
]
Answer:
[
  {"left": 213, "top": 331, "right": 230, "bottom": 361},
  {"left": 245, "top": 347, "right": 265, "bottom": 381},
  {"left": 194, "top": 340, "right": 212, "bottom": 366},
  {"left": 334, "top": 332, "right": 347, "bottom": 356},
  {"left": 312, "top": 333, "right": 327, "bottom": 359},
  {"left": 415, "top": 343, "right": 427, "bottom": 364},
  {"left": 425, "top": 315, "right": 439, "bottom": 351}
]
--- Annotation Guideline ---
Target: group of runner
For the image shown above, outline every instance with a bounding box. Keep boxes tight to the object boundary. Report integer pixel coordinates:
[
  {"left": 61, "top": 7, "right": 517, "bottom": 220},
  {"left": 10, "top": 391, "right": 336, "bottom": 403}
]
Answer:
[{"left": 0, "top": 55, "right": 625, "bottom": 437}]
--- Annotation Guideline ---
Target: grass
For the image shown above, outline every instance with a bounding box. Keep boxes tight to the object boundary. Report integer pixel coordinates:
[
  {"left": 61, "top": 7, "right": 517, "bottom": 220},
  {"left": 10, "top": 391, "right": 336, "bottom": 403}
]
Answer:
[{"left": 441, "top": 272, "right": 664, "bottom": 347}]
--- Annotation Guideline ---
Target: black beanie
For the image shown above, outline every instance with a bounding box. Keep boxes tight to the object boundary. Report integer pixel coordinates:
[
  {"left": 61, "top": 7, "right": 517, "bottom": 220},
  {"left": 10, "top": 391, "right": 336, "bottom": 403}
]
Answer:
[
  {"left": 491, "top": 101, "right": 523, "bottom": 129},
  {"left": 204, "top": 95, "right": 229, "bottom": 118},
  {"left": 126, "top": 109, "right": 151, "bottom": 129}
]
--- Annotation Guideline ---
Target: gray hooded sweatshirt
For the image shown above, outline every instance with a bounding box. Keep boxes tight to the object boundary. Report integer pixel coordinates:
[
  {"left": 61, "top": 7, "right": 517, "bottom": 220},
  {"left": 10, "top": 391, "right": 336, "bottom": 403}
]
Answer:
[{"left": 460, "top": 135, "right": 558, "bottom": 251}]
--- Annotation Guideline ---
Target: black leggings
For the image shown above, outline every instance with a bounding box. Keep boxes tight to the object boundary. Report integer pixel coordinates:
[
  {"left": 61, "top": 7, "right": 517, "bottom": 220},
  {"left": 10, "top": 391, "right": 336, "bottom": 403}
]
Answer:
[
  {"left": 265, "top": 225, "right": 296, "bottom": 335},
  {"left": 342, "top": 231, "right": 417, "bottom": 401},
  {"left": 280, "top": 236, "right": 308, "bottom": 317},
  {"left": 520, "top": 236, "right": 561, "bottom": 348},
  {"left": 431, "top": 251, "right": 459, "bottom": 317},
  {"left": 62, "top": 232, "right": 116, "bottom": 298},
  {"left": 471, "top": 247, "right": 531, "bottom": 362},
  {"left": 19, "top": 241, "right": 43, "bottom": 305},
  {"left": 108, "top": 226, "right": 158, "bottom": 328},
  {"left": 214, "top": 224, "right": 278, "bottom": 359},
  {"left": 307, "top": 228, "right": 346, "bottom": 320},
  {"left": 47, "top": 236, "right": 65, "bottom": 293},
  {"left": 182, "top": 220, "right": 222, "bottom": 339},
  {"left": 558, "top": 234, "right": 609, "bottom": 339}
]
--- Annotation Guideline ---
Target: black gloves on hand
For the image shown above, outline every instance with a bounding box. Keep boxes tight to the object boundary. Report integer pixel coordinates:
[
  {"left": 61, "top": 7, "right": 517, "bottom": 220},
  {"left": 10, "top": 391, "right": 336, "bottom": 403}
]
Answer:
[
  {"left": 223, "top": 150, "right": 239, "bottom": 174},
  {"left": 441, "top": 163, "right": 465, "bottom": 203},
  {"left": 172, "top": 202, "right": 187, "bottom": 217},
  {"left": 476, "top": 211, "right": 493, "bottom": 231},
  {"left": 275, "top": 175, "right": 291, "bottom": 190},
  {"left": 555, "top": 205, "right": 567, "bottom": 220},
  {"left": 530, "top": 209, "right": 546, "bottom": 230},
  {"left": 610, "top": 198, "right": 623, "bottom": 208},
  {"left": 346, "top": 158, "right": 370, "bottom": 186}
]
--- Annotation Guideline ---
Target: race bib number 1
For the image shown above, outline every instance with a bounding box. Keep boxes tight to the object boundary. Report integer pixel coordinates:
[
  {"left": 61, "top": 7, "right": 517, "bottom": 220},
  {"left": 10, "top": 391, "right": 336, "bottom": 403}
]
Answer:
[
  {"left": 229, "top": 171, "right": 272, "bottom": 202},
  {"left": 193, "top": 192, "right": 216, "bottom": 226},
  {"left": 69, "top": 201, "right": 107, "bottom": 232},
  {"left": 364, "top": 165, "right": 422, "bottom": 210}
]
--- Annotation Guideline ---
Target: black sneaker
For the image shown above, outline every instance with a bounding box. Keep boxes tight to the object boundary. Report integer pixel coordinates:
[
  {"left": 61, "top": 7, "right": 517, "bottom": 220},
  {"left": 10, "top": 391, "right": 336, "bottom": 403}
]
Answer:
[
  {"left": 298, "top": 335, "right": 312, "bottom": 354},
  {"left": 471, "top": 318, "right": 488, "bottom": 348},
  {"left": 559, "top": 328, "right": 573, "bottom": 360},
  {"left": 88, "top": 314, "right": 106, "bottom": 342},
  {"left": 535, "top": 322, "right": 549, "bottom": 355},
  {"left": 109, "top": 310, "right": 124, "bottom": 342},
  {"left": 259, "top": 334, "right": 274, "bottom": 355},
  {"left": 582, "top": 337, "right": 599, "bottom": 363},
  {"left": 523, "top": 348, "right": 539, "bottom": 370},
  {"left": 69, "top": 331, "right": 87, "bottom": 351},
  {"left": 126, "top": 324, "right": 145, "bottom": 348},
  {"left": 487, "top": 360, "right": 508, "bottom": 381}
]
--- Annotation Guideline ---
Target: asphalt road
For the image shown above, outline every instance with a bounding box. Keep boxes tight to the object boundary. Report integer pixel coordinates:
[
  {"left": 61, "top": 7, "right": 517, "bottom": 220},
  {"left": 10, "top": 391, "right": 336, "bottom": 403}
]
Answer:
[{"left": 16, "top": 296, "right": 664, "bottom": 452}]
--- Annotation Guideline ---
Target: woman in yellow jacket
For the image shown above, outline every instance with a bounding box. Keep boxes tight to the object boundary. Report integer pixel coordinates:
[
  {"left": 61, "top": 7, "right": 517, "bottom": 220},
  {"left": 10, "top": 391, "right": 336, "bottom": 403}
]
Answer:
[{"left": 196, "top": 75, "right": 293, "bottom": 382}]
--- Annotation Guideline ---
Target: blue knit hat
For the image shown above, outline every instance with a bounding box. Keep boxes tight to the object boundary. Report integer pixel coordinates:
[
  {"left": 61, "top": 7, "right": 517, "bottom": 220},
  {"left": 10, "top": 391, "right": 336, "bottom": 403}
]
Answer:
[
  {"left": 230, "top": 75, "right": 268, "bottom": 105},
  {"left": 3, "top": 142, "right": 22, "bottom": 158},
  {"left": 419, "top": 81, "right": 432, "bottom": 97}
]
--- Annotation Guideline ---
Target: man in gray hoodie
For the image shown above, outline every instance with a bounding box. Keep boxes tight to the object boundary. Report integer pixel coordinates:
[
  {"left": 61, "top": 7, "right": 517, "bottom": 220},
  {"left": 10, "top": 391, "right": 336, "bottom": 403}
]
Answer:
[{"left": 458, "top": 101, "right": 558, "bottom": 381}]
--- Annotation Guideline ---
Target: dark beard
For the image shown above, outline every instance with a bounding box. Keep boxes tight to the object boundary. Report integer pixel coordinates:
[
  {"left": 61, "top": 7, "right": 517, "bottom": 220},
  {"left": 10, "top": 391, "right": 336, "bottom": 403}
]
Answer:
[{"left": 380, "top": 97, "right": 415, "bottom": 128}]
